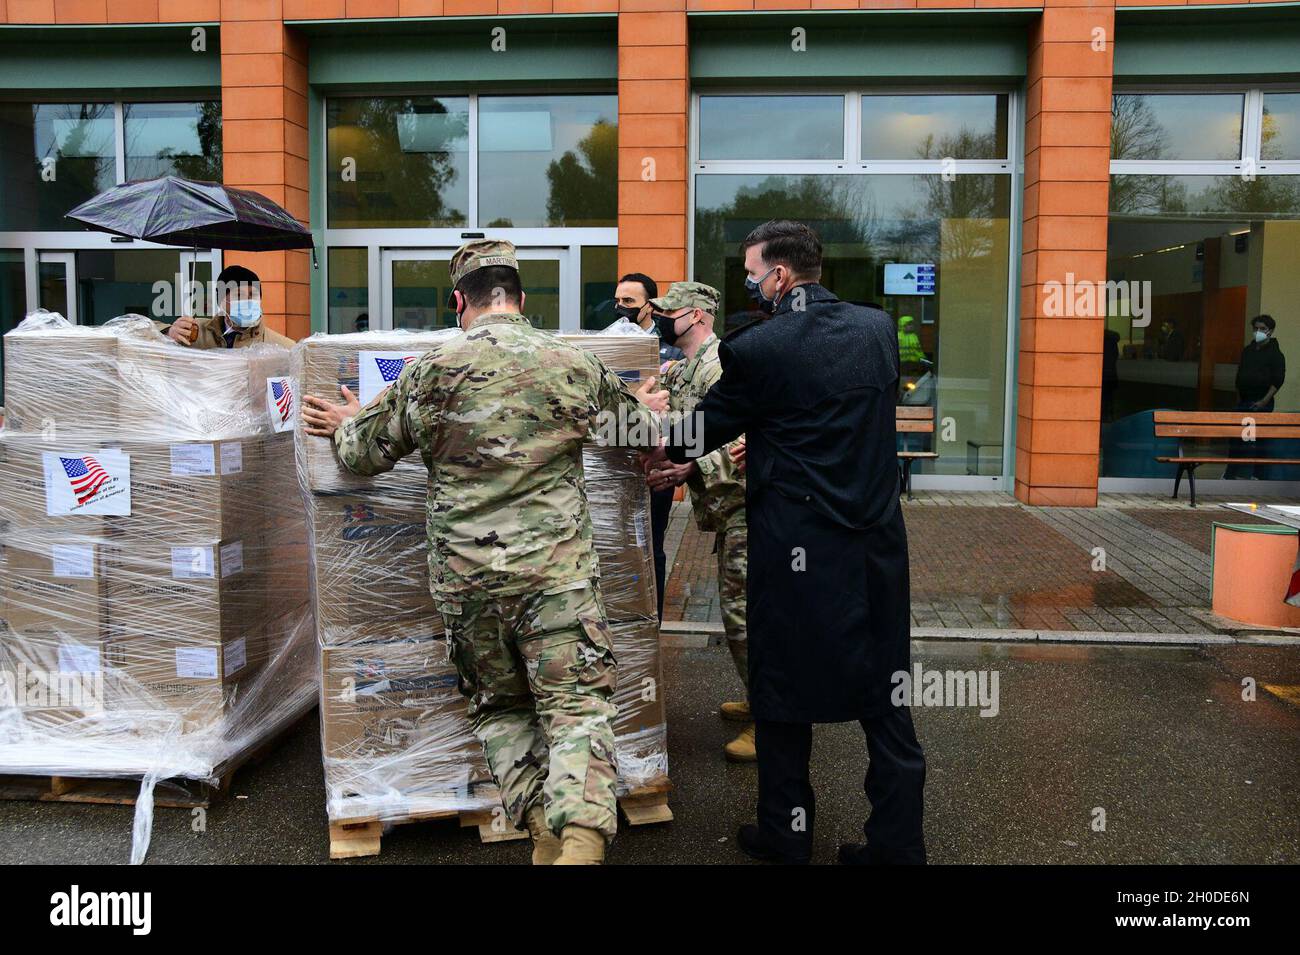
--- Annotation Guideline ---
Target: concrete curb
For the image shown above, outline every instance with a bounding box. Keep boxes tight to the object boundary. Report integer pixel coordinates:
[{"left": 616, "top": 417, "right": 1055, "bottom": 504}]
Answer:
[{"left": 657, "top": 621, "right": 1300, "bottom": 648}]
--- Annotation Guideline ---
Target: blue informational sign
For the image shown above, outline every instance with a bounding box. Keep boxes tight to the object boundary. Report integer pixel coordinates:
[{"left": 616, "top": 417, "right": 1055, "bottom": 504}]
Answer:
[{"left": 884, "top": 263, "right": 936, "bottom": 296}]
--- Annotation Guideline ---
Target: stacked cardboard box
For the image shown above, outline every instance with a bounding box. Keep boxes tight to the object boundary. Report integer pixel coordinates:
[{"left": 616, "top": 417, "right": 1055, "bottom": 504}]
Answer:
[
  {"left": 296, "top": 326, "right": 668, "bottom": 825},
  {"left": 0, "top": 312, "right": 316, "bottom": 781}
]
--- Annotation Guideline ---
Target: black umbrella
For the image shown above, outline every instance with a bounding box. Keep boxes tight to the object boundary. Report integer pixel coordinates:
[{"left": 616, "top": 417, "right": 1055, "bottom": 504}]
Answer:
[{"left": 65, "top": 176, "right": 314, "bottom": 253}]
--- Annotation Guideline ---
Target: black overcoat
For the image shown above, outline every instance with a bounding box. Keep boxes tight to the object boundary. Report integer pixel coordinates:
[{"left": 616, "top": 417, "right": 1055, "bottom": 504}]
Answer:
[{"left": 667, "top": 284, "right": 911, "bottom": 722}]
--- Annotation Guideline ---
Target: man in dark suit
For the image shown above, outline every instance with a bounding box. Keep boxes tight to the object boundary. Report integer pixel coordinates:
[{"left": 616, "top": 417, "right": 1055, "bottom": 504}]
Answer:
[{"left": 647, "top": 220, "right": 926, "bottom": 864}]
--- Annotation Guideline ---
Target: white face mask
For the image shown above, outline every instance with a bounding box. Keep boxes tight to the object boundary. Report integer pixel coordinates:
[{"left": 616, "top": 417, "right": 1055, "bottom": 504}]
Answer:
[{"left": 1255, "top": 330, "right": 1269, "bottom": 343}]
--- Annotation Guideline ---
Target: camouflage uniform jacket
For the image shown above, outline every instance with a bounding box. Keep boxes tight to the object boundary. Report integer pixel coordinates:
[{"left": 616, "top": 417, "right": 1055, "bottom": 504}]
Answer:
[
  {"left": 664, "top": 333, "right": 746, "bottom": 533},
  {"left": 333, "top": 312, "right": 661, "bottom": 599}
]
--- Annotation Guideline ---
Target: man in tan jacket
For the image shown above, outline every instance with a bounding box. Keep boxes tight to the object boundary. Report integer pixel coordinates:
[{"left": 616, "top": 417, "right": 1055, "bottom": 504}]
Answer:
[{"left": 164, "top": 264, "right": 294, "bottom": 349}]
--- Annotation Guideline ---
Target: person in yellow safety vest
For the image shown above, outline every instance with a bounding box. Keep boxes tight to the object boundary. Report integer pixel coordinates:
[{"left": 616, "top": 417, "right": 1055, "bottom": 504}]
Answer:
[{"left": 897, "top": 314, "right": 925, "bottom": 366}]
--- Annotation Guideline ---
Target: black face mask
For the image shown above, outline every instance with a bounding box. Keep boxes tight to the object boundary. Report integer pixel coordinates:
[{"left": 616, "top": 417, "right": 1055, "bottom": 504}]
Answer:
[
  {"left": 613, "top": 304, "right": 641, "bottom": 323},
  {"left": 652, "top": 312, "right": 683, "bottom": 347}
]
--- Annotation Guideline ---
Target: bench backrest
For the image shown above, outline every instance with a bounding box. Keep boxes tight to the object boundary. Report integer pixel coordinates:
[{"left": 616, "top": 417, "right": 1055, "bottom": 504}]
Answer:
[
  {"left": 897, "top": 405, "right": 934, "bottom": 434},
  {"left": 1153, "top": 410, "right": 1300, "bottom": 439}
]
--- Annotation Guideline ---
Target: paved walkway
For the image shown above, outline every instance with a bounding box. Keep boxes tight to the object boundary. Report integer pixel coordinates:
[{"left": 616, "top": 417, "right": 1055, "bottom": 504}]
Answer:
[{"left": 663, "top": 491, "right": 1296, "bottom": 637}]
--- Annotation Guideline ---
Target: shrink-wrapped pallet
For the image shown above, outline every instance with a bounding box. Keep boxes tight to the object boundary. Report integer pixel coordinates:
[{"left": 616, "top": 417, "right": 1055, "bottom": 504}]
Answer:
[
  {"left": 0, "top": 311, "right": 317, "bottom": 860},
  {"left": 295, "top": 325, "right": 668, "bottom": 827}
]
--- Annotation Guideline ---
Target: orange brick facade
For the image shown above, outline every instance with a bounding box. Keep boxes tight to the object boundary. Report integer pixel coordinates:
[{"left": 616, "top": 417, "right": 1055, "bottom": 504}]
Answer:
[{"left": 2, "top": 0, "right": 1285, "bottom": 503}]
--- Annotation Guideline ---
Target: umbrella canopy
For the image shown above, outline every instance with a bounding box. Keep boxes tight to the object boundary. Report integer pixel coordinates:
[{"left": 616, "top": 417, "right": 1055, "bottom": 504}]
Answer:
[{"left": 65, "top": 176, "right": 313, "bottom": 252}]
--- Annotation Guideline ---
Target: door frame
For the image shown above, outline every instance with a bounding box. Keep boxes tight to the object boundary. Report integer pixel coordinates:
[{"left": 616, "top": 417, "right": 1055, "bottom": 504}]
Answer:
[{"left": 379, "top": 245, "right": 575, "bottom": 331}]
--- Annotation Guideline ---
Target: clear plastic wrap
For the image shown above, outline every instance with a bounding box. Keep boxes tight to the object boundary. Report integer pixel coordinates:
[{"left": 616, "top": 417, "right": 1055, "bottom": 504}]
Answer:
[
  {"left": 294, "top": 326, "right": 668, "bottom": 827},
  {"left": 0, "top": 311, "right": 317, "bottom": 861}
]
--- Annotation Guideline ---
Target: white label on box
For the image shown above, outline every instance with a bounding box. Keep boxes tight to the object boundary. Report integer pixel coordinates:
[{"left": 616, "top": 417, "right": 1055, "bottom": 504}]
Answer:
[
  {"left": 170, "top": 443, "right": 216, "bottom": 476},
  {"left": 223, "top": 637, "right": 248, "bottom": 678},
  {"left": 42, "top": 449, "right": 132, "bottom": 517},
  {"left": 176, "top": 647, "right": 219, "bottom": 680},
  {"left": 59, "top": 643, "right": 101, "bottom": 674},
  {"left": 359, "top": 350, "right": 420, "bottom": 405},
  {"left": 219, "top": 540, "right": 244, "bottom": 578},
  {"left": 266, "top": 377, "right": 296, "bottom": 433},
  {"left": 171, "top": 545, "right": 214, "bottom": 579},
  {"left": 220, "top": 442, "right": 243, "bottom": 475},
  {"left": 51, "top": 544, "right": 96, "bottom": 579}
]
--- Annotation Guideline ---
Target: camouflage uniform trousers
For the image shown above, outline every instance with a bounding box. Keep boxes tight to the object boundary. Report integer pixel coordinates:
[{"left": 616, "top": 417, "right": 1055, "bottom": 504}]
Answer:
[
  {"left": 716, "top": 521, "right": 749, "bottom": 693},
  {"left": 439, "top": 580, "right": 620, "bottom": 840}
]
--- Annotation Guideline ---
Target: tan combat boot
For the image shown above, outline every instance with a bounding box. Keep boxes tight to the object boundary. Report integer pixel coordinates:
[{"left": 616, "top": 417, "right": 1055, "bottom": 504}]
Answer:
[
  {"left": 553, "top": 825, "right": 606, "bottom": 865},
  {"left": 719, "top": 700, "right": 751, "bottom": 722},
  {"left": 526, "top": 805, "right": 562, "bottom": 865},
  {"left": 724, "top": 723, "right": 757, "bottom": 762}
]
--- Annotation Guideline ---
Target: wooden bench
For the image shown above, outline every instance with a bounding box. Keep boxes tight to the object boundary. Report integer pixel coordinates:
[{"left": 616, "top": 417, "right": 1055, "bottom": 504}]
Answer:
[
  {"left": 1153, "top": 410, "right": 1300, "bottom": 507},
  {"left": 897, "top": 406, "right": 939, "bottom": 501}
]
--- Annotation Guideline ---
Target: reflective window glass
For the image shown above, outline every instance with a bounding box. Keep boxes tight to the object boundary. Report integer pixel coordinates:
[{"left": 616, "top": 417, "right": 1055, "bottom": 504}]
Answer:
[
  {"left": 698, "top": 95, "right": 845, "bottom": 161},
  {"left": 1111, "top": 93, "right": 1244, "bottom": 161},
  {"left": 0, "top": 102, "right": 116, "bottom": 230},
  {"left": 124, "top": 102, "right": 222, "bottom": 181},
  {"left": 478, "top": 95, "right": 617, "bottom": 228},
  {"left": 327, "top": 96, "right": 470, "bottom": 228},
  {"left": 328, "top": 248, "right": 370, "bottom": 334},
  {"left": 860, "top": 94, "right": 1009, "bottom": 160},
  {"left": 1262, "top": 92, "right": 1300, "bottom": 160},
  {"left": 694, "top": 172, "right": 1012, "bottom": 476}
]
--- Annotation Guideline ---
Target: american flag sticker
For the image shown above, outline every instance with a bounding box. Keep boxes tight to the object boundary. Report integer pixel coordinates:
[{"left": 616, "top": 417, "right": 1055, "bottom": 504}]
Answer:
[
  {"left": 42, "top": 449, "right": 131, "bottom": 516},
  {"left": 267, "top": 376, "right": 295, "bottom": 433},
  {"left": 358, "top": 350, "right": 420, "bottom": 405}
]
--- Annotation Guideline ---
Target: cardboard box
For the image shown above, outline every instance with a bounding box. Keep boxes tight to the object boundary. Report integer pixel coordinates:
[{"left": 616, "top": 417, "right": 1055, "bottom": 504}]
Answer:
[
  {"left": 0, "top": 536, "right": 111, "bottom": 641},
  {"left": 2, "top": 322, "right": 127, "bottom": 436},
  {"left": 320, "top": 637, "right": 491, "bottom": 815},
  {"left": 310, "top": 489, "right": 442, "bottom": 648}
]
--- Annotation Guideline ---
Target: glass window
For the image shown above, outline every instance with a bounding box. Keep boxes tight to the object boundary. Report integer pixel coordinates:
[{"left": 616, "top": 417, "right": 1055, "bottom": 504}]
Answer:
[
  {"left": 478, "top": 95, "right": 617, "bottom": 228},
  {"left": 328, "top": 248, "right": 370, "bottom": 334},
  {"left": 694, "top": 173, "right": 1012, "bottom": 475},
  {"left": 1103, "top": 178, "right": 1300, "bottom": 478},
  {"left": 124, "top": 101, "right": 222, "bottom": 181},
  {"left": 0, "top": 250, "right": 27, "bottom": 404},
  {"left": 0, "top": 102, "right": 116, "bottom": 231},
  {"left": 581, "top": 246, "right": 619, "bottom": 329},
  {"left": 74, "top": 250, "right": 187, "bottom": 326},
  {"left": 860, "top": 94, "right": 1008, "bottom": 161},
  {"left": 327, "top": 96, "right": 470, "bottom": 228},
  {"left": 1262, "top": 92, "right": 1300, "bottom": 161},
  {"left": 698, "top": 95, "right": 845, "bottom": 161},
  {"left": 1111, "top": 93, "right": 1244, "bottom": 161},
  {"left": 392, "top": 257, "right": 455, "bottom": 331}
]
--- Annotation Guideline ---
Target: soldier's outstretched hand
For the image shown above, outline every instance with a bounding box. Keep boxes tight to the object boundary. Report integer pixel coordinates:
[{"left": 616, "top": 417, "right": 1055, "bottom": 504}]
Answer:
[
  {"left": 634, "top": 375, "right": 669, "bottom": 414},
  {"left": 729, "top": 435, "right": 747, "bottom": 473},
  {"left": 302, "top": 385, "right": 361, "bottom": 438}
]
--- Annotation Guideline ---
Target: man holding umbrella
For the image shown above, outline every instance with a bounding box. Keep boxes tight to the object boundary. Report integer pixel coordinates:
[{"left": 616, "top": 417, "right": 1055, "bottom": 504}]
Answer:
[{"left": 164, "top": 264, "right": 294, "bottom": 349}]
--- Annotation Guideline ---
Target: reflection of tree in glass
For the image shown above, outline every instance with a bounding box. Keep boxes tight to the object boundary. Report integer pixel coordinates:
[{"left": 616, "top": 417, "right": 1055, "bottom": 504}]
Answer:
[
  {"left": 544, "top": 119, "right": 617, "bottom": 227},
  {"left": 150, "top": 102, "right": 223, "bottom": 182},
  {"left": 330, "top": 97, "right": 467, "bottom": 227},
  {"left": 1196, "top": 174, "right": 1300, "bottom": 218},
  {"left": 902, "top": 129, "right": 1001, "bottom": 261},
  {"left": 1110, "top": 95, "right": 1167, "bottom": 161}
]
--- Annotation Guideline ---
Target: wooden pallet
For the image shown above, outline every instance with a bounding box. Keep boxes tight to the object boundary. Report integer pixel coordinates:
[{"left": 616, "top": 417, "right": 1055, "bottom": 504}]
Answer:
[
  {"left": 0, "top": 703, "right": 312, "bottom": 810},
  {"left": 328, "top": 779, "right": 674, "bottom": 860}
]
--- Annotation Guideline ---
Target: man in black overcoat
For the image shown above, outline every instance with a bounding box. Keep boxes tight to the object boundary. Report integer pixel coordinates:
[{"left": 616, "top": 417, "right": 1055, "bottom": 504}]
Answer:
[{"left": 648, "top": 220, "right": 926, "bottom": 864}]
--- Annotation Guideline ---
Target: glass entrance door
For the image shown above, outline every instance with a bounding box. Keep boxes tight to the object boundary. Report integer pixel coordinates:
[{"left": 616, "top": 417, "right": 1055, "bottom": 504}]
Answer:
[
  {"left": 37, "top": 251, "right": 75, "bottom": 323},
  {"left": 379, "top": 247, "right": 570, "bottom": 332}
]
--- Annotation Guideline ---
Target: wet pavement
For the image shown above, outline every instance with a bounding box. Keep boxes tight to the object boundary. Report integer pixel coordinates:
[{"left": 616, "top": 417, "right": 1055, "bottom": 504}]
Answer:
[
  {"left": 665, "top": 492, "right": 1288, "bottom": 634},
  {"left": 1, "top": 638, "right": 1296, "bottom": 864}
]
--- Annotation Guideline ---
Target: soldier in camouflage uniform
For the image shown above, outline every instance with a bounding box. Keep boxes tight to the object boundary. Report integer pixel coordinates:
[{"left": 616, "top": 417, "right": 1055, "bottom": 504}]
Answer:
[
  {"left": 643, "top": 282, "right": 754, "bottom": 761},
  {"left": 301, "top": 240, "right": 665, "bottom": 865}
]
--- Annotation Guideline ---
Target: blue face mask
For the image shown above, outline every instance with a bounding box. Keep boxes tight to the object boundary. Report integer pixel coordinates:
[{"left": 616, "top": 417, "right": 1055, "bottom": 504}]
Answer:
[
  {"left": 744, "top": 267, "right": 778, "bottom": 314},
  {"left": 228, "top": 298, "right": 263, "bottom": 328}
]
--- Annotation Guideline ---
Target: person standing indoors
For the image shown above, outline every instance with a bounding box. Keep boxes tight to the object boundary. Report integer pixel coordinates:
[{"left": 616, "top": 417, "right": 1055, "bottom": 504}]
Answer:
[
  {"left": 614, "top": 271, "right": 682, "bottom": 621},
  {"left": 302, "top": 240, "right": 667, "bottom": 865},
  {"left": 645, "top": 220, "right": 926, "bottom": 865},
  {"left": 643, "top": 282, "right": 753, "bottom": 763},
  {"left": 1227, "top": 314, "right": 1286, "bottom": 479}
]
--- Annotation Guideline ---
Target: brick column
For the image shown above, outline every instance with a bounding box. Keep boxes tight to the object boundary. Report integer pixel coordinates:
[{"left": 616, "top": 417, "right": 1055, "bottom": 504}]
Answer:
[
  {"left": 219, "top": 1, "right": 311, "bottom": 340},
  {"left": 1016, "top": 3, "right": 1114, "bottom": 506},
  {"left": 617, "top": 7, "right": 689, "bottom": 285}
]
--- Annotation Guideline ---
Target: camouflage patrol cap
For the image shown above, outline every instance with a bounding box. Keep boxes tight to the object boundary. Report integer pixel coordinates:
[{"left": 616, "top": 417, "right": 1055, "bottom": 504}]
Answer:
[
  {"left": 650, "top": 281, "right": 721, "bottom": 316},
  {"left": 449, "top": 239, "right": 519, "bottom": 288}
]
